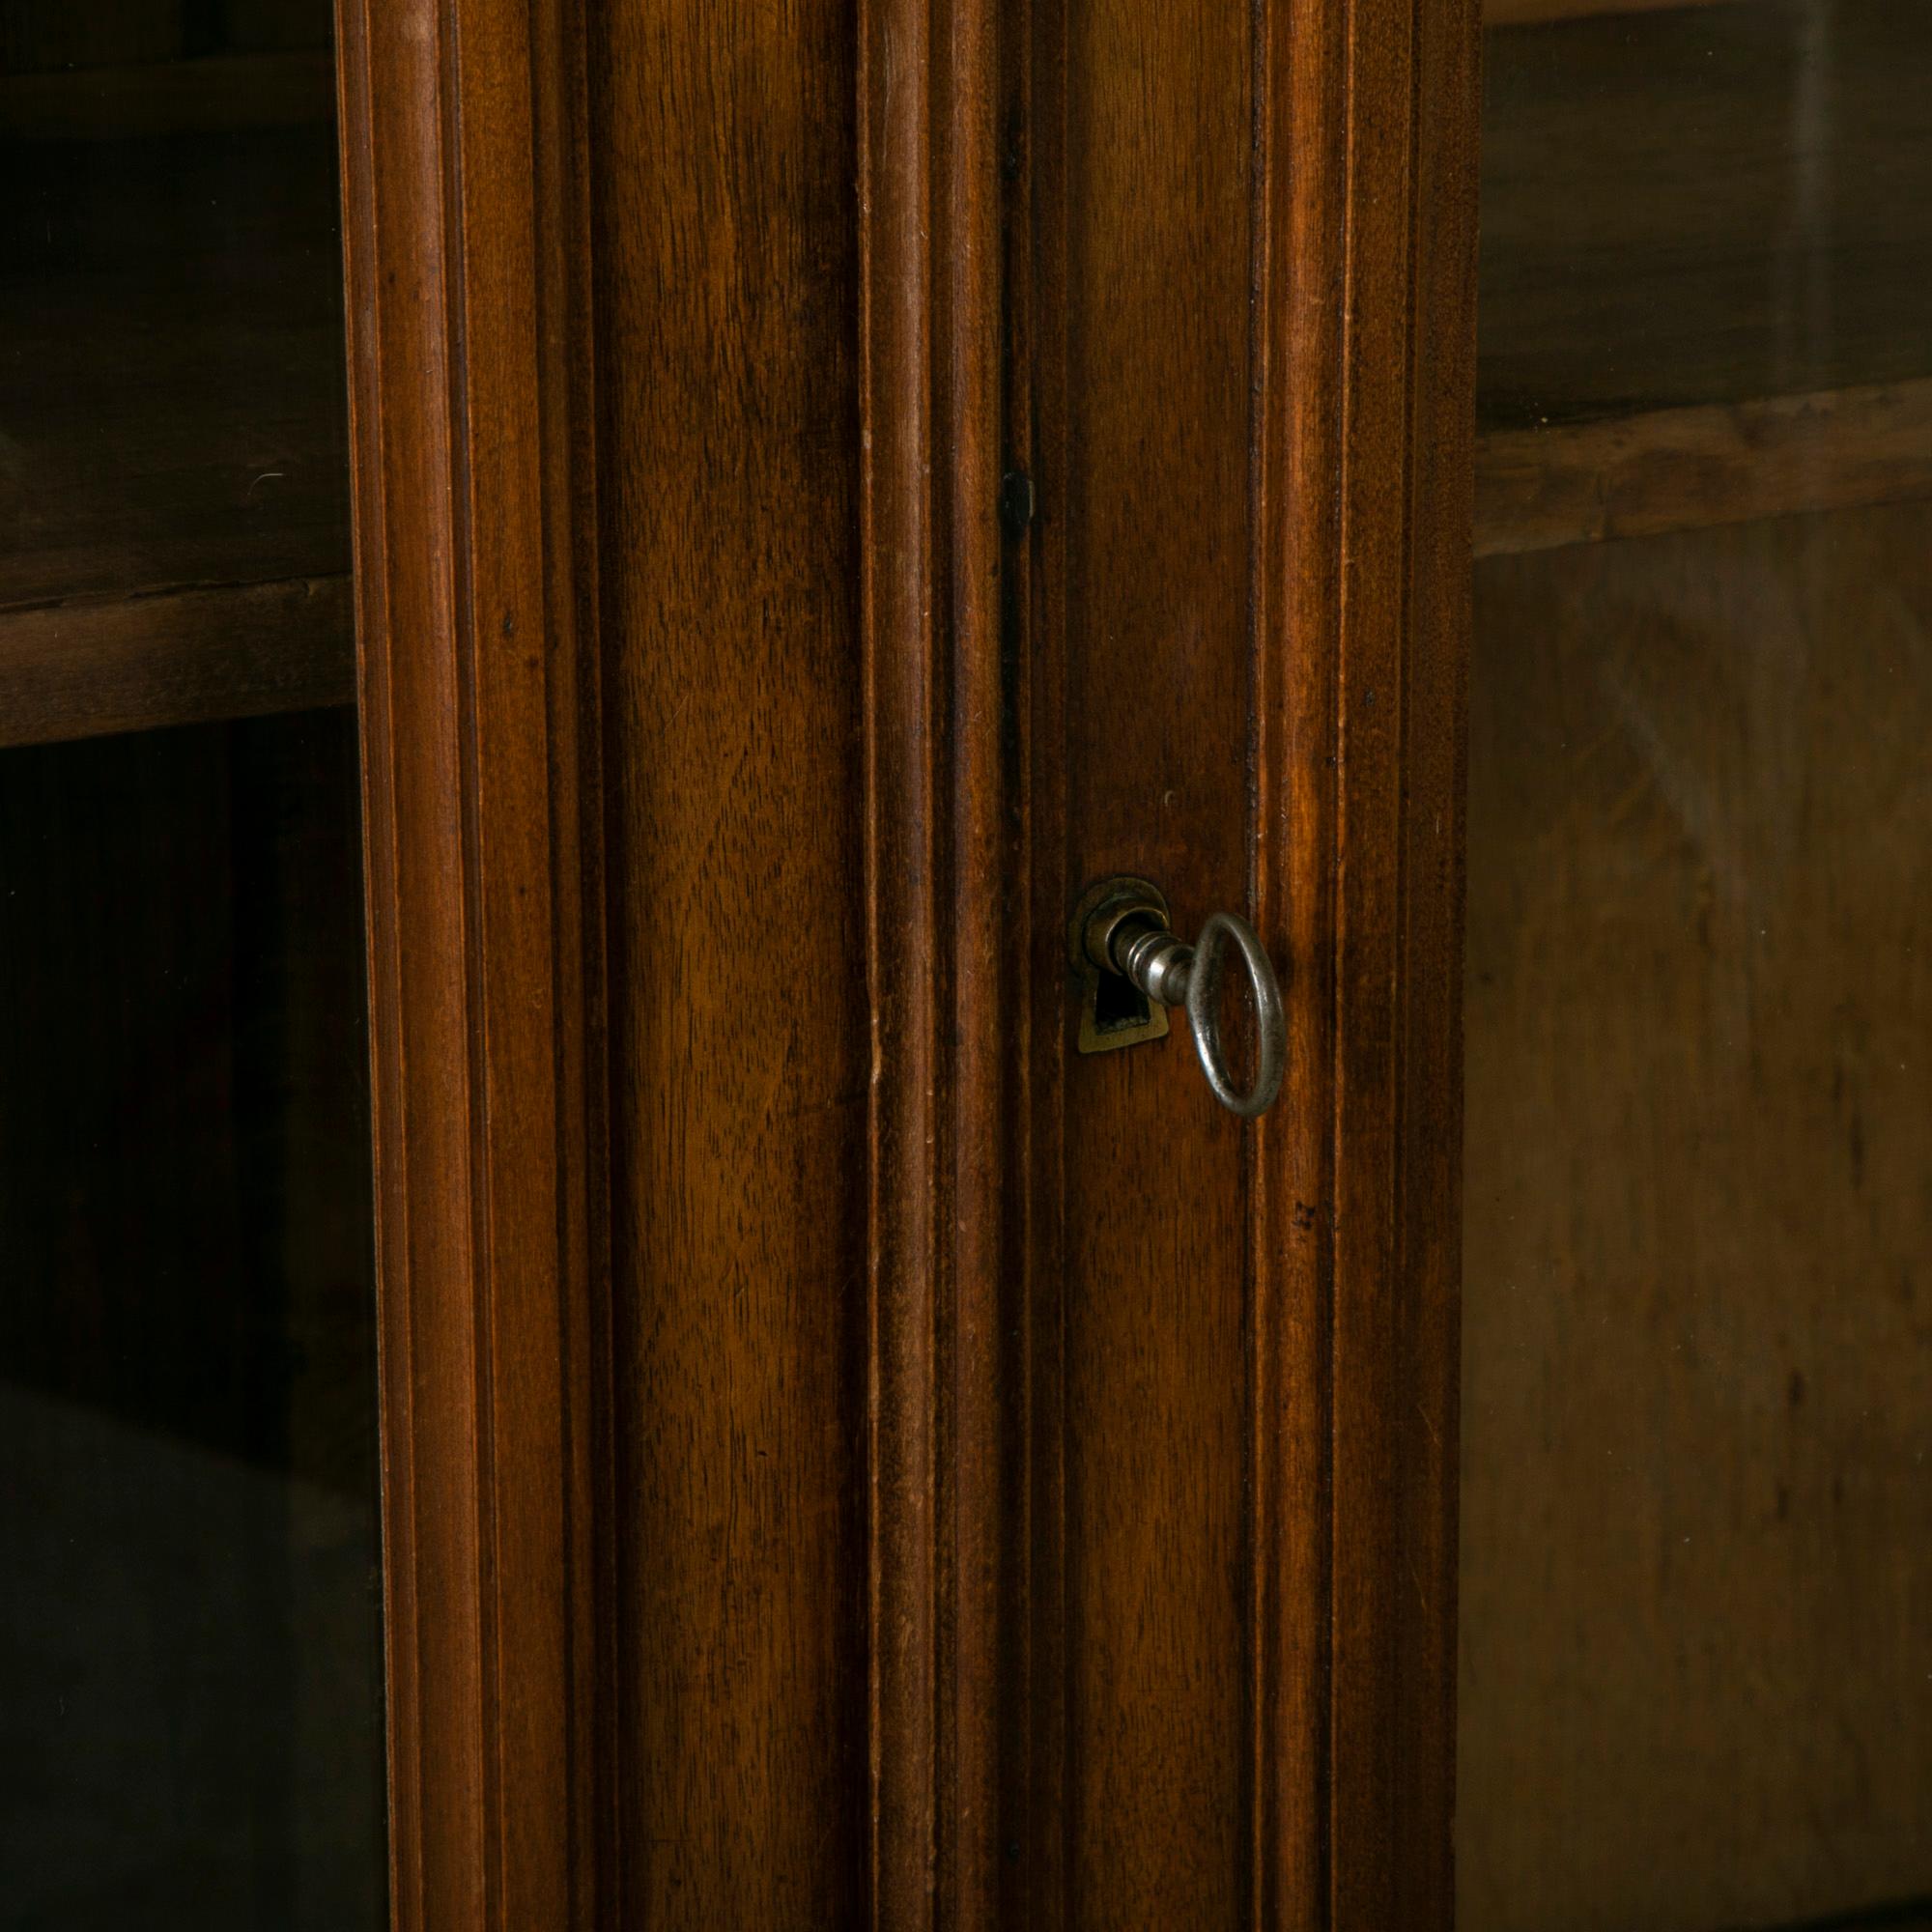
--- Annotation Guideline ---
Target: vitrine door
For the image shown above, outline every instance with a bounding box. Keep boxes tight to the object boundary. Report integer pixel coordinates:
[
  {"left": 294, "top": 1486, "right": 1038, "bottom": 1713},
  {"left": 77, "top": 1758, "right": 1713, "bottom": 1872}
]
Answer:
[
  {"left": 335, "top": 0, "right": 1474, "bottom": 1926},
  {"left": 0, "top": 7, "right": 384, "bottom": 1923},
  {"left": 326, "top": 0, "right": 1489, "bottom": 1921},
  {"left": 2, "top": 0, "right": 1484, "bottom": 1923},
  {"left": 1463, "top": 3, "right": 1932, "bottom": 1927}
]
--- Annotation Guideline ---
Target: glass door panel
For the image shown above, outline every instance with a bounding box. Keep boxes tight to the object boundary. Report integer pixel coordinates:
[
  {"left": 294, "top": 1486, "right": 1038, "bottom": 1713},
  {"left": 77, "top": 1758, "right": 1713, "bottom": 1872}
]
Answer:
[
  {"left": 1463, "top": 4, "right": 1932, "bottom": 1928},
  {"left": 0, "top": 8, "right": 382, "bottom": 1924}
]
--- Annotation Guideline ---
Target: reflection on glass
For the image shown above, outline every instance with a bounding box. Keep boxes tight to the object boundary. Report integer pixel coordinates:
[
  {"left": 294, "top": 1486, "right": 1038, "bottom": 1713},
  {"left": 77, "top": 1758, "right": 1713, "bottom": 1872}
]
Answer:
[
  {"left": 1461, "top": 3, "right": 1932, "bottom": 1932},
  {"left": 1463, "top": 4, "right": 1932, "bottom": 1929},
  {"left": 0, "top": 9, "right": 382, "bottom": 1925}
]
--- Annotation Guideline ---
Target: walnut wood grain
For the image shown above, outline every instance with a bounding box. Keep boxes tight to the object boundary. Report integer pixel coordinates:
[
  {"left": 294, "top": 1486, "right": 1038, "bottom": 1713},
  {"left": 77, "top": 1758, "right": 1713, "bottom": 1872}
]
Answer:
[
  {"left": 859, "top": 0, "right": 941, "bottom": 1903},
  {"left": 332, "top": 0, "right": 1480, "bottom": 1920},
  {"left": 1379, "top": 3, "right": 1478, "bottom": 1920},
  {"left": 0, "top": 575, "right": 353, "bottom": 748},
  {"left": 859, "top": 0, "right": 1009, "bottom": 1921},
  {"left": 589, "top": 2, "right": 873, "bottom": 1920},
  {"left": 1039, "top": 3, "right": 1258, "bottom": 1920},
  {"left": 1253, "top": 8, "right": 1339, "bottom": 1917},
  {"left": 1260, "top": 0, "right": 1477, "bottom": 1925},
  {"left": 1020, "top": 0, "right": 1477, "bottom": 1923},
  {"left": 335, "top": 0, "right": 606, "bottom": 1924}
]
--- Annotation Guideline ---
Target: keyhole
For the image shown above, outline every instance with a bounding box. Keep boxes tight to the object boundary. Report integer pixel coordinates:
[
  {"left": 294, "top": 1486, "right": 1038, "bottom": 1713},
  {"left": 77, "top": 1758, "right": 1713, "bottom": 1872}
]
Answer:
[{"left": 1093, "top": 966, "right": 1151, "bottom": 1034}]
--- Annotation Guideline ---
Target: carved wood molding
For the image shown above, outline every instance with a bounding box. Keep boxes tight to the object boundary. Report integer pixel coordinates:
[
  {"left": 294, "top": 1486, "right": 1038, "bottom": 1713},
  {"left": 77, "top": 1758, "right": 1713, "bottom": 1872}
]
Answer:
[
  {"left": 1257, "top": 0, "right": 1478, "bottom": 1921},
  {"left": 332, "top": 0, "right": 1476, "bottom": 1918},
  {"left": 858, "top": 0, "right": 1013, "bottom": 1919},
  {"left": 335, "top": 1, "right": 607, "bottom": 1923}
]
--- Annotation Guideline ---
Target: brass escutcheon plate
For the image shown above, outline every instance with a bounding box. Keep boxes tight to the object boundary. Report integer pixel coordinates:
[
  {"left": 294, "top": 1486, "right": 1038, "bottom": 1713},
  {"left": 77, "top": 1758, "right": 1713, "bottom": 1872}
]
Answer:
[{"left": 1068, "top": 875, "right": 1172, "bottom": 1056}]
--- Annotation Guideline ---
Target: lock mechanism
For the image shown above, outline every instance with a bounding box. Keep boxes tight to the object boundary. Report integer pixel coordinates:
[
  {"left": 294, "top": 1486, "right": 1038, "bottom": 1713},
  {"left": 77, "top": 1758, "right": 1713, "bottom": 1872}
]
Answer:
[{"left": 1069, "top": 874, "right": 1287, "bottom": 1120}]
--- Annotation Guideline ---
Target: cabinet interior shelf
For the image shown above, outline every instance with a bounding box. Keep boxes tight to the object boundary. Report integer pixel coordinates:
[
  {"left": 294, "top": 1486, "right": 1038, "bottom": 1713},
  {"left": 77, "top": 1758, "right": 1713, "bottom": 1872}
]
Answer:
[
  {"left": 1, "top": 115, "right": 351, "bottom": 746},
  {"left": 1475, "top": 0, "right": 1932, "bottom": 554},
  {"left": 0, "top": 577, "right": 354, "bottom": 749},
  {"left": 1483, "top": 0, "right": 1742, "bottom": 25}
]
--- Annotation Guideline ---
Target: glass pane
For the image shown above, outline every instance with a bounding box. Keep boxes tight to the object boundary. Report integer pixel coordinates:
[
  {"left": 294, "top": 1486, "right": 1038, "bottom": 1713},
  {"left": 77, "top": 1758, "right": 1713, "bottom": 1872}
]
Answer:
[
  {"left": 1463, "top": 4, "right": 1932, "bottom": 1929},
  {"left": 0, "top": 9, "right": 382, "bottom": 1925}
]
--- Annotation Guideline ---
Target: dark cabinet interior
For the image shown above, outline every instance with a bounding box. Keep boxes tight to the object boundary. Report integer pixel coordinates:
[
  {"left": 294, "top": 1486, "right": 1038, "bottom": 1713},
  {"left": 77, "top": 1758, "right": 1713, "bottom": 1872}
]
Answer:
[
  {"left": 0, "top": 0, "right": 352, "bottom": 743},
  {"left": 0, "top": 9, "right": 382, "bottom": 1923},
  {"left": 1474, "top": 0, "right": 1932, "bottom": 557}
]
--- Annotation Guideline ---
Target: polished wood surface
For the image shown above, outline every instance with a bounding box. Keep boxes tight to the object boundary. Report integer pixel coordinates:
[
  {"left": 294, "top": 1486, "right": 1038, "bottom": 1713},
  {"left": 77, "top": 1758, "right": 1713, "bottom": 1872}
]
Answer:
[
  {"left": 585, "top": 0, "right": 1475, "bottom": 1916},
  {"left": 336, "top": 0, "right": 606, "bottom": 1923},
  {"left": 1040, "top": 1, "right": 1258, "bottom": 1914},
  {"left": 333, "top": 0, "right": 1478, "bottom": 1919},
  {"left": 858, "top": 0, "right": 1010, "bottom": 1919},
  {"left": 1465, "top": 0, "right": 1932, "bottom": 1923},
  {"left": 1022, "top": 0, "right": 1475, "bottom": 1921},
  {"left": 1263, "top": 0, "right": 1478, "bottom": 1922},
  {"left": 1463, "top": 503, "right": 1932, "bottom": 1931},
  {"left": 590, "top": 0, "right": 877, "bottom": 1914}
]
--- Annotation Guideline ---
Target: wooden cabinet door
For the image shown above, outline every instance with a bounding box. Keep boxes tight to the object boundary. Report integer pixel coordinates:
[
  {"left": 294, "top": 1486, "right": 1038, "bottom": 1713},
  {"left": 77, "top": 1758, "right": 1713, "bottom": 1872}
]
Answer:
[{"left": 338, "top": 0, "right": 1478, "bottom": 1925}]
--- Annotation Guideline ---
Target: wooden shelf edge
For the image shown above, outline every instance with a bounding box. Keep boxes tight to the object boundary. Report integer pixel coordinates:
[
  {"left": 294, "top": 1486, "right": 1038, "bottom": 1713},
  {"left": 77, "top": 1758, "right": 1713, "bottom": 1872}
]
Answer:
[
  {"left": 0, "top": 575, "right": 355, "bottom": 751},
  {"left": 0, "top": 50, "right": 336, "bottom": 143},
  {"left": 1484, "top": 0, "right": 1747, "bottom": 26},
  {"left": 1474, "top": 378, "right": 1932, "bottom": 558}
]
